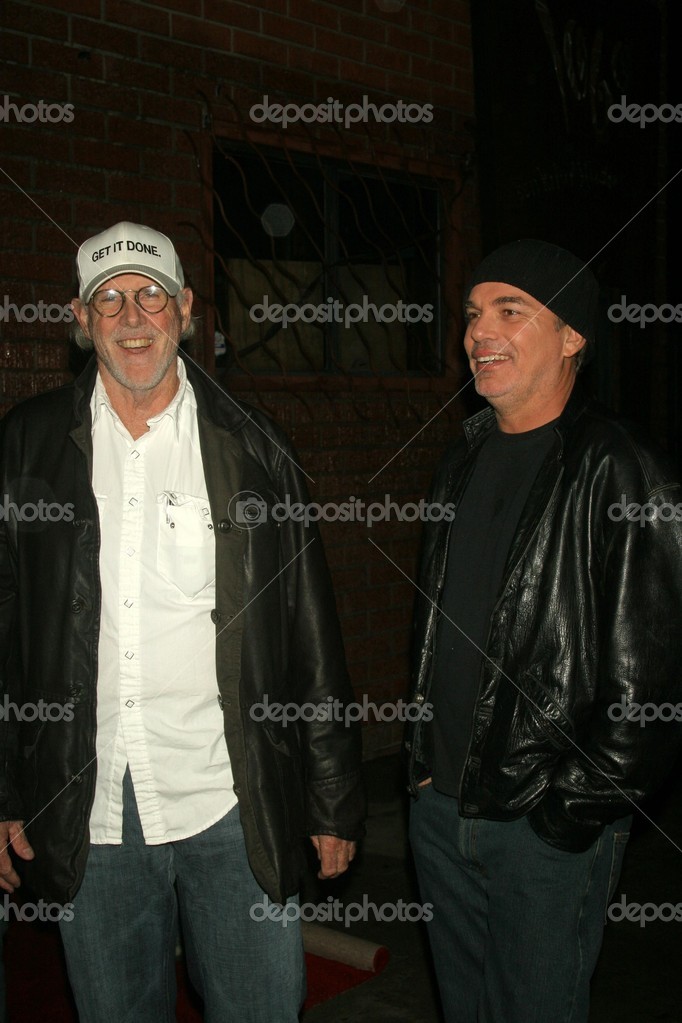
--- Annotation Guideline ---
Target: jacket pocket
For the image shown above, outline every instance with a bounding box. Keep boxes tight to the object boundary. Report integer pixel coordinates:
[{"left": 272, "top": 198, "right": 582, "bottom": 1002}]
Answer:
[
  {"left": 513, "top": 670, "right": 575, "bottom": 753},
  {"left": 262, "top": 723, "right": 305, "bottom": 840}
]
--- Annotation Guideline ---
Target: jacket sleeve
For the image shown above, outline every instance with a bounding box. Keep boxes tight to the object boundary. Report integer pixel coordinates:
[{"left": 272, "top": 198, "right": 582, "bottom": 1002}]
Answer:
[
  {"left": 274, "top": 442, "right": 366, "bottom": 841},
  {"left": 528, "top": 473, "right": 682, "bottom": 851},
  {"left": 0, "top": 415, "right": 24, "bottom": 822}
]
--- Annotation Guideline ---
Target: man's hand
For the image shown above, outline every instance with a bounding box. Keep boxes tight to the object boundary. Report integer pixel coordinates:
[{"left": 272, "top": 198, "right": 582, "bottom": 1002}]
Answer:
[
  {"left": 0, "top": 820, "right": 34, "bottom": 893},
  {"left": 310, "top": 835, "right": 356, "bottom": 880}
]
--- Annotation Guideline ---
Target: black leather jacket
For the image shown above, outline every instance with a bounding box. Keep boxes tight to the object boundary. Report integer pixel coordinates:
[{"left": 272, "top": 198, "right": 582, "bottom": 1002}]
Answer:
[
  {"left": 406, "top": 385, "right": 682, "bottom": 851},
  {"left": 0, "top": 355, "right": 365, "bottom": 904}
]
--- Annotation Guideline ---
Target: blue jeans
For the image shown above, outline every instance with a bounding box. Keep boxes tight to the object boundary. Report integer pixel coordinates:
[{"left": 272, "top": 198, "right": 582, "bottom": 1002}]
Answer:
[
  {"left": 59, "top": 768, "right": 305, "bottom": 1022},
  {"left": 409, "top": 784, "right": 630, "bottom": 1023}
]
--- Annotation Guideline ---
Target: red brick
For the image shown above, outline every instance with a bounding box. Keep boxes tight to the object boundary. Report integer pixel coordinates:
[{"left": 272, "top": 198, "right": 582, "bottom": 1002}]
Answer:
[
  {"left": 314, "top": 26, "right": 362, "bottom": 59},
  {"left": 108, "top": 115, "right": 172, "bottom": 150},
  {"left": 0, "top": 65, "right": 69, "bottom": 102},
  {"left": 141, "top": 34, "right": 206, "bottom": 72},
  {"left": 386, "top": 23, "right": 432, "bottom": 54},
  {"left": 37, "top": 0, "right": 100, "bottom": 15},
  {"left": 102, "top": 0, "right": 171, "bottom": 35},
  {"left": 337, "top": 60, "right": 388, "bottom": 92},
  {"left": 71, "top": 138, "right": 141, "bottom": 173},
  {"left": 34, "top": 161, "right": 106, "bottom": 198},
  {"left": 0, "top": 31, "right": 29, "bottom": 64},
  {"left": 35, "top": 341, "right": 69, "bottom": 369},
  {"left": 0, "top": 372, "right": 36, "bottom": 399},
  {"left": 288, "top": 0, "right": 338, "bottom": 30},
  {"left": 0, "top": 342, "right": 34, "bottom": 370},
  {"left": 365, "top": 41, "right": 410, "bottom": 73},
  {"left": 138, "top": 92, "right": 199, "bottom": 128},
  {"left": 203, "top": 0, "right": 260, "bottom": 32},
  {"left": 169, "top": 13, "right": 232, "bottom": 51},
  {"left": 104, "top": 55, "right": 170, "bottom": 94},
  {"left": 31, "top": 39, "right": 104, "bottom": 81},
  {"left": 203, "top": 53, "right": 262, "bottom": 89},
  {"left": 1, "top": 218, "right": 34, "bottom": 250},
  {"left": 105, "top": 173, "right": 166, "bottom": 206},
  {"left": 172, "top": 181, "right": 202, "bottom": 211},
  {"left": 232, "top": 30, "right": 288, "bottom": 66},
  {"left": 140, "top": 149, "right": 195, "bottom": 181},
  {"left": 71, "top": 16, "right": 139, "bottom": 59},
  {"left": 338, "top": 12, "right": 387, "bottom": 44},
  {"left": 140, "top": 0, "right": 199, "bottom": 12},
  {"left": 262, "top": 13, "right": 314, "bottom": 47},
  {"left": 0, "top": 2, "right": 68, "bottom": 40},
  {"left": 293, "top": 48, "right": 340, "bottom": 81}
]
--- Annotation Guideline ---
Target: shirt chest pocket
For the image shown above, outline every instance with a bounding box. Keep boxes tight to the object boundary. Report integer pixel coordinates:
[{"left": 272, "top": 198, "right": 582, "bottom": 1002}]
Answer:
[{"left": 157, "top": 492, "right": 215, "bottom": 599}]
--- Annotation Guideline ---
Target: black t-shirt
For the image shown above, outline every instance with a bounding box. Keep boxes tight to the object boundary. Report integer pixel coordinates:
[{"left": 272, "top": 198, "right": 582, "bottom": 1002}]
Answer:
[{"left": 430, "top": 419, "right": 557, "bottom": 796}]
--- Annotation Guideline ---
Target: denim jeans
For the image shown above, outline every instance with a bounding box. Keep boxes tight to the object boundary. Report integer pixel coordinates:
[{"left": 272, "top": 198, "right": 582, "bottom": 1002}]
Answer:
[
  {"left": 59, "top": 768, "right": 305, "bottom": 1023},
  {"left": 409, "top": 784, "right": 630, "bottom": 1023}
]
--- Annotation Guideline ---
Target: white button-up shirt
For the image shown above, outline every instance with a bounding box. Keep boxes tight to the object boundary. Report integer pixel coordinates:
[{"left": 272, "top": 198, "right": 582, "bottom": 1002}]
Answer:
[{"left": 89, "top": 358, "right": 236, "bottom": 844}]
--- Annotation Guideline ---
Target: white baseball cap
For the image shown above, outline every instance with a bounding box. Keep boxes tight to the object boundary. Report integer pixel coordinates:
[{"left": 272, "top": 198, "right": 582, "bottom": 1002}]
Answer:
[{"left": 77, "top": 222, "right": 185, "bottom": 303}]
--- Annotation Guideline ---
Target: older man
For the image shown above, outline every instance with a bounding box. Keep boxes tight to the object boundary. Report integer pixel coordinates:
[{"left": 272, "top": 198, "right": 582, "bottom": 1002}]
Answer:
[
  {"left": 0, "top": 222, "right": 365, "bottom": 1022},
  {"left": 406, "top": 239, "right": 682, "bottom": 1022}
]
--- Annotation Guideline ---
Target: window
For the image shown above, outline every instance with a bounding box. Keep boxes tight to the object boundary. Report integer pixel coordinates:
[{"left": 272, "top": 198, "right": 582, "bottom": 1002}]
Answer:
[{"left": 213, "top": 143, "right": 442, "bottom": 375}]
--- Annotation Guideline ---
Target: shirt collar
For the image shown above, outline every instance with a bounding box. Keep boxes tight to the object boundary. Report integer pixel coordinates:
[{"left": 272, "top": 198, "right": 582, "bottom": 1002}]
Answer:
[{"left": 90, "top": 357, "right": 188, "bottom": 439}]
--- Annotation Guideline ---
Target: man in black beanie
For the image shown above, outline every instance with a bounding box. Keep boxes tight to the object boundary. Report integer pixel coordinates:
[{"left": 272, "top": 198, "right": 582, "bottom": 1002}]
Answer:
[{"left": 406, "top": 239, "right": 682, "bottom": 1022}]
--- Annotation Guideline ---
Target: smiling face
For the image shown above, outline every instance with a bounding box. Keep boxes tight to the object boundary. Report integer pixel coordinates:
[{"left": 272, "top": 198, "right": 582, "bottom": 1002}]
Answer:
[
  {"left": 464, "top": 281, "right": 586, "bottom": 432},
  {"left": 72, "top": 272, "right": 193, "bottom": 403}
]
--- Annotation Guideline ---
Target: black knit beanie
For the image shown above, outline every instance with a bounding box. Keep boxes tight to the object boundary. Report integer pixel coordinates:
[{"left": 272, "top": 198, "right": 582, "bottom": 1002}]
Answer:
[{"left": 468, "top": 239, "right": 599, "bottom": 346}]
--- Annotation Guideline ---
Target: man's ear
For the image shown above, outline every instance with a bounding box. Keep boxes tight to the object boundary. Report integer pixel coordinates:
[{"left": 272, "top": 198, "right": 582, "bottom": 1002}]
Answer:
[
  {"left": 562, "top": 326, "right": 587, "bottom": 360},
  {"left": 177, "top": 288, "right": 193, "bottom": 333},
  {"left": 70, "top": 298, "right": 91, "bottom": 338}
]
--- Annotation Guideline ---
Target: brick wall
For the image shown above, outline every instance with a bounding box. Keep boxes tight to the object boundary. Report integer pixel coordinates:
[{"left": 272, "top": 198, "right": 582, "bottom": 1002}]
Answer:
[{"left": 0, "top": 0, "right": 478, "bottom": 757}]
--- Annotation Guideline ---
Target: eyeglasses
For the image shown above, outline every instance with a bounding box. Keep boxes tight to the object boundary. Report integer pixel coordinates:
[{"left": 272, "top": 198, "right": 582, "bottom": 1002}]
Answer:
[{"left": 90, "top": 284, "right": 170, "bottom": 317}]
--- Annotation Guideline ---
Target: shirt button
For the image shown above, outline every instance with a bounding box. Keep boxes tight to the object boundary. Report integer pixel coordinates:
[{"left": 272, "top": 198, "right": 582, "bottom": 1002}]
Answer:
[
  {"left": 125, "top": 699, "right": 135, "bottom": 708},
  {"left": 211, "top": 609, "right": 222, "bottom": 624}
]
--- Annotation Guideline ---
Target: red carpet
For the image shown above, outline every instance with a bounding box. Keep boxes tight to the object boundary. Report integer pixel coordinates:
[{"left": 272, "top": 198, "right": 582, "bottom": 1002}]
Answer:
[{"left": 4, "top": 917, "right": 384, "bottom": 1018}]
